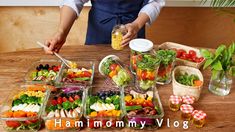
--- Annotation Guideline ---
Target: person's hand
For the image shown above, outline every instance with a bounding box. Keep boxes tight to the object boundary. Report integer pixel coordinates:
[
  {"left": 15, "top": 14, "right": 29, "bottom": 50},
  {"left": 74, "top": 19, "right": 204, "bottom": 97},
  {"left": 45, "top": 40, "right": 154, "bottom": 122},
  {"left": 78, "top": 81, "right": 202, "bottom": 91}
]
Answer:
[
  {"left": 44, "top": 31, "right": 67, "bottom": 54},
  {"left": 121, "top": 22, "right": 140, "bottom": 47}
]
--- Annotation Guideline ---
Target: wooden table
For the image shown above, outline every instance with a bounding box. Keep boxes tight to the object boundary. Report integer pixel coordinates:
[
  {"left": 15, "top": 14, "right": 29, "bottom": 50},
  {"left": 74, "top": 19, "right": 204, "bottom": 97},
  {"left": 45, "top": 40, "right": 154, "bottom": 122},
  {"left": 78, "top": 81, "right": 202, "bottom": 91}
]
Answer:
[{"left": 0, "top": 45, "right": 234, "bottom": 131}]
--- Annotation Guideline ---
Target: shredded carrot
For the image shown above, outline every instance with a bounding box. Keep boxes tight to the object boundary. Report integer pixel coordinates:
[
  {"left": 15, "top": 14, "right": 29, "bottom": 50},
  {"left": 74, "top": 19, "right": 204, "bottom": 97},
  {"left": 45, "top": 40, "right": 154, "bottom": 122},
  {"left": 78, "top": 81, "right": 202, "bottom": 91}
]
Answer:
[{"left": 194, "top": 80, "right": 203, "bottom": 87}]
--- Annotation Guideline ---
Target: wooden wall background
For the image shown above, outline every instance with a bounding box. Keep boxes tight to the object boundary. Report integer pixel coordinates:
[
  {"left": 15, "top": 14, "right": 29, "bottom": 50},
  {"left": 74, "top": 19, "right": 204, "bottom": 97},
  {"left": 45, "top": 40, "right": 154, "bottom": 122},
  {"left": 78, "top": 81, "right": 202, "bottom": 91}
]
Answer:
[{"left": 0, "top": 7, "right": 235, "bottom": 53}]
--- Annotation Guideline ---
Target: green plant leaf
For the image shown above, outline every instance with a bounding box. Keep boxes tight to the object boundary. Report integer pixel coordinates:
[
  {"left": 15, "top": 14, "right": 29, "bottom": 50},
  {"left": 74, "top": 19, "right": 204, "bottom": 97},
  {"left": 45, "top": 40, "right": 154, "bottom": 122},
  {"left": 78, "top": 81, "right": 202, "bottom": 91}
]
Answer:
[
  {"left": 203, "top": 59, "right": 213, "bottom": 69},
  {"left": 200, "top": 49, "right": 212, "bottom": 59},
  {"left": 211, "top": 70, "right": 219, "bottom": 80},
  {"left": 215, "top": 45, "right": 226, "bottom": 56},
  {"left": 212, "top": 61, "right": 223, "bottom": 70},
  {"left": 232, "top": 67, "right": 235, "bottom": 76}
]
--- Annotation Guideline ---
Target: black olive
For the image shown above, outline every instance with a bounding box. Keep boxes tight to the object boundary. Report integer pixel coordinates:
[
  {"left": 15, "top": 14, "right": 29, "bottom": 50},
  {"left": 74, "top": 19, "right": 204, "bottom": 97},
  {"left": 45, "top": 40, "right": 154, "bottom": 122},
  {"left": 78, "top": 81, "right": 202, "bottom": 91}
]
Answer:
[
  {"left": 44, "top": 64, "right": 49, "bottom": 69},
  {"left": 36, "top": 66, "right": 41, "bottom": 71},
  {"left": 39, "top": 64, "right": 44, "bottom": 69}
]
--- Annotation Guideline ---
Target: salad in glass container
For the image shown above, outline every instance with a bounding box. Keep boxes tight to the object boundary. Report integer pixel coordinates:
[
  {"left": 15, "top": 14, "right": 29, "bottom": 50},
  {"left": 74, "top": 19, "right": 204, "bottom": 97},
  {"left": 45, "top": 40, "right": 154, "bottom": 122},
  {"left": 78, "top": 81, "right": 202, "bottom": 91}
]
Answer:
[
  {"left": 58, "top": 60, "right": 95, "bottom": 87},
  {"left": 0, "top": 85, "right": 49, "bottom": 131},
  {"left": 136, "top": 54, "right": 160, "bottom": 92},
  {"left": 42, "top": 86, "right": 85, "bottom": 131},
  {"left": 25, "top": 59, "right": 62, "bottom": 85},
  {"left": 99, "top": 55, "right": 133, "bottom": 88},
  {"left": 129, "top": 39, "right": 154, "bottom": 74},
  {"left": 124, "top": 89, "right": 164, "bottom": 129},
  {"left": 84, "top": 88, "right": 125, "bottom": 129},
  {"left": 155, "top": 49, "right": 176, "bottom": 84}
]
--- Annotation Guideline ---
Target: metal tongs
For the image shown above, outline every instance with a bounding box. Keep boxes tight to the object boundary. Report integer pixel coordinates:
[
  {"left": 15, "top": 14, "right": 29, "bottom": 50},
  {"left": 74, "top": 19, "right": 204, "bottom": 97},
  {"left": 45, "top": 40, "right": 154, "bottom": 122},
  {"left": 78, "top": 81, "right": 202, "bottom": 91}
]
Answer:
[{"left": 36, "top": 41, "right": 72, "bottom": 68}]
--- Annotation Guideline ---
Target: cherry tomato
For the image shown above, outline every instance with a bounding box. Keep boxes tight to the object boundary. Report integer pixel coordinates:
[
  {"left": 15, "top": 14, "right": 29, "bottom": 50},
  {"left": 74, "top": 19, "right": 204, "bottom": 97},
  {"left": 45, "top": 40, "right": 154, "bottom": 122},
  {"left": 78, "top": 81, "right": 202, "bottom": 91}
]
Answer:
[
  {"left": 128, "top": 101, "right": 135, "bottom": 106},
  {"left": 194, "top": 57, "right": 201, "bottom": 63},
  {"left": 147, "top": 101, "right": 154, "bottom": 108},
  {"left": 141, "top": 71, "right": 148, "bottom": 80},
  {"left": 62, "top": 97, "right": 67, "bottom": 102},
  {"left": 25, "top": 119, "right": 38, "bottom": 125},
  {"left": 57, "top": 97, "right": 63, "bottom": 104},
  {"left": 176, "top": 49, "right": 186, "bottom": 58},
  {"left": 69, "top": 96, "right": 74, "bottom": 102},
  {"left": 109, "top": 64, "right": 118, "bottom": 71},
  {"left": 189, "top": 50, "right": 196, "bottom": 58},
  {"left": 142, "top": 101, "right": 148, "bottom": 107},
  {"left": 185, "top": 53, "right": 191, "bottom": 59},
  {"left": 51, "top": 99, "right": 57, "bottom": 106},
  {"left": 198, "top": 57, "right": 204, "bottom": 62},
  {"left": 83, "top": 71, "right": 92, "bottom": 77},
  {"left": 74, "top": 95, "right": 80, "bottom": 100},
  {"left": 6, "top": 121, "right": 21, "bottom": 128}
]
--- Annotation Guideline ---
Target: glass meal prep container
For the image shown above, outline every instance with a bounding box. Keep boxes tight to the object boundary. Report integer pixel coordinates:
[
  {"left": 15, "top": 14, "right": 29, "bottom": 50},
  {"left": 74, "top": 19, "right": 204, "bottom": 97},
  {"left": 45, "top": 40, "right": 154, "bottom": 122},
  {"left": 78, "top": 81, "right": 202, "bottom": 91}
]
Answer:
[
  {"left": 155, "top": 49, "right": 176, "bottom": 85},
  {"left": 84, "top": 86, "right": 125, "bottom": 129},
  {"left": 135, "top": 54, "right": 160, "bottom": 93},
  {"left": 41, "top": 85, "right": 85, "bottom": 131},
  {"left": 124, "top": 87, "right": 164, "bottom": 130},
  {"left": 129, "top": 39, "right": 154, "bottom": 74},
  {"left": 0, "top": 84, "right": 50, "bottom": 131},
  {"left": 99, "top": 55, "right": 133, "bottom": 89},
  {"left": 56, "top": 60, "right": 95, "bottom": 87},
  {"left": 25, "top": 59, "right": 63, "bottom": 85}
]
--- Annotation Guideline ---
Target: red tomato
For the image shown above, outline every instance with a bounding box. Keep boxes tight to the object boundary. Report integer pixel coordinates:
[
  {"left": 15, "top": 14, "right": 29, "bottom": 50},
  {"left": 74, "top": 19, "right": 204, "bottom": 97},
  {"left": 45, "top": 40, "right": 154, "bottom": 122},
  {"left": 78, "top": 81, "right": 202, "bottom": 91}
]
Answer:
[
  {"left": 128, "top": 101, "right": 135, "bottom": 106},
  {"left": 74, "top": 95, "right": 80, "bottom": 100},
  {"left": 142, "top": 101, "right": 148, "bottom": 107},
  {"left": 192, "top": 56, "right": 197, "bottom": 62},
  {"left": 146, "top": 100, "right": 154, "bottom": 108},
  {"left": 185, "top": 53, "right": 191, "bottom": 59},
  {"left": 176, "top": 49, "right": 186, "bottom": 58},
  {"left": 109, "top": 64, "right": 118, "bottom": 71},
  {"left": 25, "top": 119, "right": 38, "bottom": 125},
  {"left": 194, "top": 57, "right": 201, "bottom": 63},
  {"left": 69, "top": 96, "right": 74, "bottom": 102},
  {"left": 51, "top": 99, "right": 57, "bottom": 106},
  {"left": 198, "top": 57, "right": 204, "bottom": 62},
  {"left": 57, "top": 97, "right": 63, "bottom": 104},
  {"left": 6, "top": 121, "right": 21, "bottom": 128},
  {"left": 141, "top": 71, "right": 148, "bottom": 80},
  {"left": 62, "top": 97, "right": 67, "bottom": 102},
  {"left": 189, "top": 50, "right": 196, "bottom": 57},
  {"left": 83, "top": 71, "right": 92, "bottom": 77}
]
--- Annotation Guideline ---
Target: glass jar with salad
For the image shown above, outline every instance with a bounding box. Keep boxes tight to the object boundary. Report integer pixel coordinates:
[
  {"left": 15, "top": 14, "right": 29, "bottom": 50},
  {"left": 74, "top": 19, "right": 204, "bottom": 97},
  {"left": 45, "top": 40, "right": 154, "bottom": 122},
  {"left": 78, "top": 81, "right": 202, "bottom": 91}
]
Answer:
[
  {"left": 99, "top": 55, "right": 133, "bottom": 88},
  {"left": 84, "top": 87, "right": 125, "bottom": 129},
  {"left": 129, "top": 39, "right": 154, "bottom": 74},
  {"left": 136, "top": 54, "right": 160, "bottom": 92},
  {"left": 0, "top": 85, "right": 49, "bottom": 131},
  {"left": 124, "top": 88, "right": 164, "bottom": 129},
  {"left": 155, "top": 49, "right": 176, "bottom": 84},
  {"left": 42, "top": 86, "right": 85, "bottom": 131}
]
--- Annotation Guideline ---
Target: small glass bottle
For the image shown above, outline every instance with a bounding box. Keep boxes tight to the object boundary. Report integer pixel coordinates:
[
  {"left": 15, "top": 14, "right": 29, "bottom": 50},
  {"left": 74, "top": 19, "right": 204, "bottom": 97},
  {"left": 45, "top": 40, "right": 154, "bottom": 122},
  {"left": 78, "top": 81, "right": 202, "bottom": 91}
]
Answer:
[
  {"left": 182, "top": 95, "right": 195, "bottom": 105},
  {"left": 168, "top": 95, "right": 182, "bottom": 112},
  {"left": 192, "top": 110, "right": 207, "bottom": 128},
  {"left": 180, "top": 104, "right": 194, "bottom": 120},
  {"left": 111, "top": 25, "right": 127, "bottom": 50}
]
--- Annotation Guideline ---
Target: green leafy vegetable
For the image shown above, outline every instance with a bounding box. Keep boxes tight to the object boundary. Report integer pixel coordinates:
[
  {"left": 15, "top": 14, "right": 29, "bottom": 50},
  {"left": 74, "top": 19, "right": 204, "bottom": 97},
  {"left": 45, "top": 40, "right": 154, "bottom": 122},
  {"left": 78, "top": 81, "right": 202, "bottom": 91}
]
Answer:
[
  {"left": 155, "top": 49, "right": 176, "bottom": 66},
  {"left": 101, "top": 58, "right": 114, "bottom": 75},
  {"left": 137, "top": 54, "right": 160, "bottom": 70},
  {"left": 62, "top": 101, "right": 72, "bottom": 110},
  {"left": 12, "top": 99, "right": 23, "bottom": 106},
  {"left": 176, "top": 72, "right": 200, "bottom": 86}
]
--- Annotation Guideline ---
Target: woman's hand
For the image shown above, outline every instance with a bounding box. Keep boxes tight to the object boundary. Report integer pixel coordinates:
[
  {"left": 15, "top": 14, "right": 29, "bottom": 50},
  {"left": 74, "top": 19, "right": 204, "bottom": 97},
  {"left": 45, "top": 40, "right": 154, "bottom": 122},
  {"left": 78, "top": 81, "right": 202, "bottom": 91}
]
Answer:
[
  {"left": 121, "top": 22, "right": 140, "bottom": 47},
  {"left": 44, "top": 31, "right": 67, "bottom": 54}
]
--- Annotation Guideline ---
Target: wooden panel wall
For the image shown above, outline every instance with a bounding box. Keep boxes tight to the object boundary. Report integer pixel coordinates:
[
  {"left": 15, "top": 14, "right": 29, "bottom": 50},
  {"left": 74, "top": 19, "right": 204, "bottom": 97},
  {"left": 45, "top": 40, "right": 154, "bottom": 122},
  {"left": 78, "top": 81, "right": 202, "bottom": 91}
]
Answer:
[{"left": 0, "top": 7, "right": 235, "bottom": 53}]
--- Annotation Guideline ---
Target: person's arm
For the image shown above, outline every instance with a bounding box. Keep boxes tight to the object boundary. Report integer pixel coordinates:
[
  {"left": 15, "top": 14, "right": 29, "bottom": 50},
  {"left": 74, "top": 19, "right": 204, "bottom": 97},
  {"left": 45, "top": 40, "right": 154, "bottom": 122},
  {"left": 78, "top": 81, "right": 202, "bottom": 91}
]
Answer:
[
  {"left": 44, "top": 0, "right": 89, "bottom": 54},
  {"left": 122, "top": 0, "right": 165, "bottom": 46}
]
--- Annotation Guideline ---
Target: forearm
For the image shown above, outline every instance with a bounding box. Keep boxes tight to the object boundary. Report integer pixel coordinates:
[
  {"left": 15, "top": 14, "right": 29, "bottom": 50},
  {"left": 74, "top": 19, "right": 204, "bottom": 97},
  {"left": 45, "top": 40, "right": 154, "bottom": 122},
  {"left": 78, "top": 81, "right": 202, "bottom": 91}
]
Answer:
[
  {"left": 58, "top": 6, "right": 77, "bottom": 36},
  {"left": 132, "top": 13, "right": 150, "bottom": 30}
]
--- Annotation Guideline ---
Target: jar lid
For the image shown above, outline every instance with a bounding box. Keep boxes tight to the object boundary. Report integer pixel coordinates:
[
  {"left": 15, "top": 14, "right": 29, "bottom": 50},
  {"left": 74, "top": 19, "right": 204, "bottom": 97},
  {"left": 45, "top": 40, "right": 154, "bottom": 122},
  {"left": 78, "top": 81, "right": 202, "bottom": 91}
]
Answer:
[
  {"left": 182, "top": 95, "right": 195, "bottom": 105},
  {"left": 180, "top": 104, "right": 194, "bottom": 113},
  {"left": 129, "top": 39, "right": 153, "bottom": 52},
  {"left": 169, "top": 95, "right": 182, "bottom": 104},
  {"left": 193, "top": 110, "right": 207, "bottom": 120},
  {"left": 98, "top": 55, "right": 120, "bottom": 76}
]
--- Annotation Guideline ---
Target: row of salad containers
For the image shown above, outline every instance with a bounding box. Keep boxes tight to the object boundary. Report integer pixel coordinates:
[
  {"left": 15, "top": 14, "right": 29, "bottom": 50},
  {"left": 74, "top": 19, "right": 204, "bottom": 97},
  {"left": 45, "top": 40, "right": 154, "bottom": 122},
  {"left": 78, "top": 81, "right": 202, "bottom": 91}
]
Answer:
[
  {"left": 0, "top": 84, "right": 164, "bottom": 131},
  {"left": 0, "top": 40, "right": 206, "bottom": 131}
]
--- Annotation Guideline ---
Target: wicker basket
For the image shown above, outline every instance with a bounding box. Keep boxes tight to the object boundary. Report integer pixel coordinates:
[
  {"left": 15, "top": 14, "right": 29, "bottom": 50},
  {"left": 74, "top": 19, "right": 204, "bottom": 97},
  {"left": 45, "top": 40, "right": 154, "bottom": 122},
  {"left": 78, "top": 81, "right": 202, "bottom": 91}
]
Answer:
[
  {"left": 158, "top": 42, "right": 205, "bottom": 69},
  {"left": 172, "top": 66, "right": 204, "bottom": 101}
]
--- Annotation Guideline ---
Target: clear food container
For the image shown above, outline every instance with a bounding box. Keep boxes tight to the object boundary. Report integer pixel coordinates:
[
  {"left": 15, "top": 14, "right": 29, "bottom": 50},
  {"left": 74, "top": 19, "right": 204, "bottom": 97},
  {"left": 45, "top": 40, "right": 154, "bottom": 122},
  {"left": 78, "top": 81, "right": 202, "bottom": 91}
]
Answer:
[
  {"left": 41, "top": 85, "right": 86, "bottom": 131},
  {"left": 57, "top": 60, "right": 95, "bottom": 87},
  {"left": 25, "top": 59, "right": 63, "bottom": 85},
  {"left": 99, "top": 55, "right": 133, "bottom": 88},
  {"left": 0, "top": 85, "right": 50, "bottom": 131},
  {"left": 155, "top": 49, "right": 176, "bottom": 85},
  {"left": 84, "top": 86, "right": 125, "bottom": 129},
  {"left": 124, "top": 87, "right": 164, "bottom": 130},
  {"left": 129, "top": 39, "right": 154, "bottom": 74},
  {"left": 136, "top": 54, "right": 160, "bottom": 93}
]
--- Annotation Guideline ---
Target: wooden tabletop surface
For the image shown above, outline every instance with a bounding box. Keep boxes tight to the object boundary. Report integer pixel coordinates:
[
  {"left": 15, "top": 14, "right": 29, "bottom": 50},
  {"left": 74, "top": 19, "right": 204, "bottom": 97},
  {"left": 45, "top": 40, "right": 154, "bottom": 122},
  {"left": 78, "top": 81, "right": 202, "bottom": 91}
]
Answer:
[{"left": 0, "top": 45, "right": 234, "bottom": 131}]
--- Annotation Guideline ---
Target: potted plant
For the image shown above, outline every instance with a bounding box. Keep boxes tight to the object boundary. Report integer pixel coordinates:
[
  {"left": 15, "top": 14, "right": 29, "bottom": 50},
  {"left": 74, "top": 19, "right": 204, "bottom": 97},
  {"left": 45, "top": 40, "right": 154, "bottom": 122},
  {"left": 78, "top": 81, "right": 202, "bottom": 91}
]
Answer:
[{"left": 200, "top": 43, "right": 235, "bottom": 96}]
